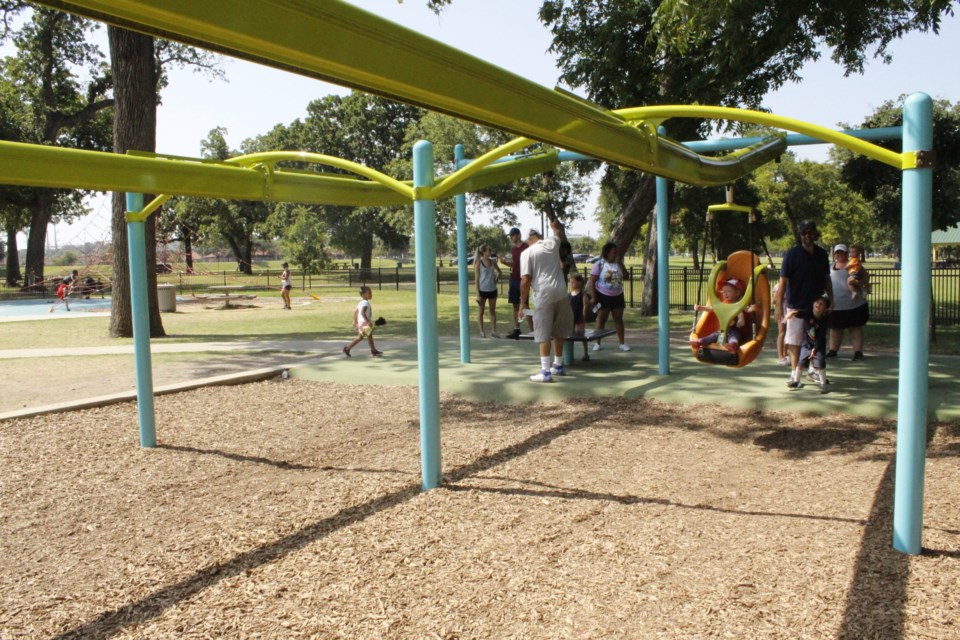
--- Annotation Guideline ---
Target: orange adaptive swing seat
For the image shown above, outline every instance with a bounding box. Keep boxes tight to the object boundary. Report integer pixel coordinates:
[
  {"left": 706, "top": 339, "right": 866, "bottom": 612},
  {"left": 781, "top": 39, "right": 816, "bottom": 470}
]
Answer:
[{"left": 690, "top": 250, "right": 771, "bottom": 368}]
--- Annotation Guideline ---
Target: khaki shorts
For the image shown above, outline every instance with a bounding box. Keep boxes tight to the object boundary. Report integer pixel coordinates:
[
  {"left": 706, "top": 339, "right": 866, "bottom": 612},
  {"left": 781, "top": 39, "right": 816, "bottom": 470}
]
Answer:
[
  {"left": 785, "top": 311, "right": 805, "bottom": 346},
  {"left": 532, "top": 298, "right": 574, "bottom": 343}
]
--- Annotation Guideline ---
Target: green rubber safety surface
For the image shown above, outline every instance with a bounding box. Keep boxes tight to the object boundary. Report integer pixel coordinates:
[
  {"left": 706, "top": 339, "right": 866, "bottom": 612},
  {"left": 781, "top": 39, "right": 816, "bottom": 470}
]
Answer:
[{"left": 289, "top": 337, "right": 960, "bottom": 422}]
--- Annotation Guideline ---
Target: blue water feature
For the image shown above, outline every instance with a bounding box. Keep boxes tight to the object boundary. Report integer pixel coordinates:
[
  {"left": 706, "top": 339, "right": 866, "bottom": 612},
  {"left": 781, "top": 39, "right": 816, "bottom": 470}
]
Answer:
[{"left": 0, "top": 297, "right": 113, "bottom": 318}]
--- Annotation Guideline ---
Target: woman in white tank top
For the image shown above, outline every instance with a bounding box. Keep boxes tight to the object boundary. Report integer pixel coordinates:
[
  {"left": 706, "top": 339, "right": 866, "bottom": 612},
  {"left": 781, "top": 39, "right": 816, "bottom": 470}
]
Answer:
[{"left": 474, "top": 244, "right": 502, "bottom": 338}]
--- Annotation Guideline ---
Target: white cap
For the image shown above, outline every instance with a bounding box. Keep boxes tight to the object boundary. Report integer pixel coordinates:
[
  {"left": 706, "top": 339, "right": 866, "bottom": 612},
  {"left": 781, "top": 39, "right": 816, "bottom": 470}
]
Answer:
[{"left": 833, "top": 244, "right": 848, "bottom": 254}]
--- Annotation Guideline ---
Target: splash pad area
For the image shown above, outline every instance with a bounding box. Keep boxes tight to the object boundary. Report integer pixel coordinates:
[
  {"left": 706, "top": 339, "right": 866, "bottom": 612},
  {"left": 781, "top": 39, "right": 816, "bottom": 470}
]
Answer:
[{"left": 0, "top": 297, "right": 113, "bottom": 321}]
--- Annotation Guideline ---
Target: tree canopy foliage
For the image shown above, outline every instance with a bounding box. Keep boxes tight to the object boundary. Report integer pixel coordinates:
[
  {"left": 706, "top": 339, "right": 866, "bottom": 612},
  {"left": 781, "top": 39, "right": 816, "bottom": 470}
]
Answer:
[
  {"left": 838, "top": 97, "right": 960, "bottom": 256},
  {"left": 0, "top": 6, "right": 111, "bottom": 285},
  {"left": 427, "top": 0, "right": 956, "bottom": 311}
]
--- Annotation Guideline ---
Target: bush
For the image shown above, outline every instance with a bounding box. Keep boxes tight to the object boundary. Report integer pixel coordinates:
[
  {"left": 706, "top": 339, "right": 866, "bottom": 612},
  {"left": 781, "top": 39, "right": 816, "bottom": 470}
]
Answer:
[{"left": 52, "top": 251, "right": 79, "bottom": 266}]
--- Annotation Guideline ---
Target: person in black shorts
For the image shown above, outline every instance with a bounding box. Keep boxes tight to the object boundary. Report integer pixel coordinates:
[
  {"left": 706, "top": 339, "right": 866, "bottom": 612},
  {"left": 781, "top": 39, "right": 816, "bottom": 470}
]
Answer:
[
  {"left": 500, "top": 227, "right": 532, "bottom": 338},
  {"left": 827, "top": 244, "right": 869, "bottom": 360},
  {"left": 474, "top": 244, "right": 502, "bottom": 338}
]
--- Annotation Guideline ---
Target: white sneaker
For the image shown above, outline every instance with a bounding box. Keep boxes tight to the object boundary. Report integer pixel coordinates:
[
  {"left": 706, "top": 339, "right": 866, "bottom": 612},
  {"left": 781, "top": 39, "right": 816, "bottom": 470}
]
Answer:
[
  {"left": 592, "top": 343, "right": 602, "bottom": 352},
  {"left": 777, "top": 356, "right": 790, "bottom": 366},
  {"left": 619, "top": 344, "right": 631, "bottom": 352},
  {"left": 529, "top": 369, "right": 553, "bottom": 383}
]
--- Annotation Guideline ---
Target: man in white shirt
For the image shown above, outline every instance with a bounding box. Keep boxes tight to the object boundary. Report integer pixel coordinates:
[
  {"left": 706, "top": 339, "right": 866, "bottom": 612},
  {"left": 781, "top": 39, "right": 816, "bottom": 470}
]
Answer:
[{"left": 519, "top": 219, "right": 573, "bottom": 382}]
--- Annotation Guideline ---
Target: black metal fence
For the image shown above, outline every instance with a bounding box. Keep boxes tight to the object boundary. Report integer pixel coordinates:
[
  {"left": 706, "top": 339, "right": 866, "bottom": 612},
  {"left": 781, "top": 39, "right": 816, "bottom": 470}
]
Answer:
[
  {"left": 158, "top": 265, "right": 471, "bottom": 295},
  {"left": 6, "top": 264, "right": 960, "bottom": 327}
]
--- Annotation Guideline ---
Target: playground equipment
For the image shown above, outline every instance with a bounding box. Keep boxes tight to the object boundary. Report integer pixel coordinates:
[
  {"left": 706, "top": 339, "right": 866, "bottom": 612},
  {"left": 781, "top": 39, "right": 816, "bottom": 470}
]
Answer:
[
  {"left": 689, "top": 187, "right": 772, "bottom": 367},
  {"left": 690, "top": 251, "right": 770, "bottom": 368},
  {"left": 5, "top": 0, "right": 935, "bottom": 556}
]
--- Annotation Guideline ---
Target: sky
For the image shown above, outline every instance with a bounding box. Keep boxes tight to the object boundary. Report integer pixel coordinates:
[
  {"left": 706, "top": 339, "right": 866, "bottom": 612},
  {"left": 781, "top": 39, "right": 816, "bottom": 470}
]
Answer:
[{"left": 21, "top": 1, "right": 960, "bottom": 249}]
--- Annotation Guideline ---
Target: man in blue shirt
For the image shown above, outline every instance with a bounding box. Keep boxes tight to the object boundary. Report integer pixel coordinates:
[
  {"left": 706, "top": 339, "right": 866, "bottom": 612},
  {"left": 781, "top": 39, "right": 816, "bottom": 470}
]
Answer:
[{"left": 774, "top": 219, "right": 833, "bottom": 388}]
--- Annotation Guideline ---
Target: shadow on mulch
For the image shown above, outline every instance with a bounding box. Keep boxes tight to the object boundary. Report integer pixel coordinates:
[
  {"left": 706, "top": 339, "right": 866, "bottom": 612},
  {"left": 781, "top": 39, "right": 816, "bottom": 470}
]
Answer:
[
  {"left": 52, "top": 397, "right": 944, "bottom": 640},
  {"left": 53, "top": 401, "right": 610, "bottom": 639},
  {"left": 836, "top": 421, "right": 949, "bottom": 639},
  {"left": 157, "top": 443, "right": 316, "bottom": 471}
]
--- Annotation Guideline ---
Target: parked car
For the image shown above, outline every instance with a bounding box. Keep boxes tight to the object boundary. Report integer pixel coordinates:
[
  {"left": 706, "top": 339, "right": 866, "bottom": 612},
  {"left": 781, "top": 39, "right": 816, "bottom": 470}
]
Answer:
[
  {"left": 449, "top": 256, "right": 476, "bottom": 266},
  {"left": 572, "top": 253, "right": 596, "bottom": 263},
  {"left": 156, "top": 263, "right": 173, "bottom": 273}
]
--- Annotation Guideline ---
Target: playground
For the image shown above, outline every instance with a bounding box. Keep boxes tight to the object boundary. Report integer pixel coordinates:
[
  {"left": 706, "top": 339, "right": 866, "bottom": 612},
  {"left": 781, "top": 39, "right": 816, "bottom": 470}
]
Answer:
[
  {"left": 2, "top": 368, "right": 959, "bottom": 638},
  {"left": 0, "top": 0, "right": 955, "bottom": 636},
  {"left": 1, "top": 318, "right": 960, "bottom": 637}
]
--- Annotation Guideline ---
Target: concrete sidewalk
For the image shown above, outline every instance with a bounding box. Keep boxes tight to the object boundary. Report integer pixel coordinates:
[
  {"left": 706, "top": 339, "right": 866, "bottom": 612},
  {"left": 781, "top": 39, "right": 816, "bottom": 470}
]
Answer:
[{"left": 0, "top": 338, "right": 335, "bottom": 359}]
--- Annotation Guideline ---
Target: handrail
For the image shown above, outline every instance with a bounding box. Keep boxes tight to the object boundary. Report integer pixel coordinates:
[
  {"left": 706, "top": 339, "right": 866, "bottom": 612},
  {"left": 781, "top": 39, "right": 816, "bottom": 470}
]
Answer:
[{"left": 614, "top": 105, "right": 904, "bottom": 169}]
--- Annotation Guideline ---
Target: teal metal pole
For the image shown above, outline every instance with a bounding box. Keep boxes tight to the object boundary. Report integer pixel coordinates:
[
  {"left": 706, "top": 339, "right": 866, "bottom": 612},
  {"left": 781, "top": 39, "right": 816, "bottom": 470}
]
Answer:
[
  {"left": 455, "top": 144, "right": 471, "bottom": 363},
  {"left": 893, "top": 94, "right": 933, "bottom": 554},
  {"left": 126, "top": 193, "right": 157, "bottom": 448},
  {"left": 656, "top": 162, "right": 670, "bottom": 375},
  {"left": 413, "top": 140, "right": 442, "bottom": 490}
]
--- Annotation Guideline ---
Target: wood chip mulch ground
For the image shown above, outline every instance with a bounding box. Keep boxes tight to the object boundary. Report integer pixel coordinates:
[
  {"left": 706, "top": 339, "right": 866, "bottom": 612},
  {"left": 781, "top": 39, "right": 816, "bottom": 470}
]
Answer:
[{"left": 1, "top": 379, "right": 958, "bottom": 639}]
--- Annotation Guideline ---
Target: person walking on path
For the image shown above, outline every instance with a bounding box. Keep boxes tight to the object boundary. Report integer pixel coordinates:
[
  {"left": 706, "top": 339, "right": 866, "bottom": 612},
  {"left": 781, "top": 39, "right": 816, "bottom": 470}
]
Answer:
[
  {"left": 827, "top": 244, "right": 870, "bottom": 361},
  {"left": 474, "top": 244, "right": 502, "bottom": 338},
  {"left": 501, "top": 227, "right": 532, "bottom": 338},
  {"left": 519, "top": 219, "right": 574, "bottom": 383},
  {"left": 587, "top": 242, "right": 630, "bottom": 352},
  {"left": 774, "top": 220, "right": 833, "bottom": 389},
  {"left": 342, "top": 286, "right": 383, "bottom": 357},
  {"left": 280, "top": 262, "right": 292, "bottom": 310}
]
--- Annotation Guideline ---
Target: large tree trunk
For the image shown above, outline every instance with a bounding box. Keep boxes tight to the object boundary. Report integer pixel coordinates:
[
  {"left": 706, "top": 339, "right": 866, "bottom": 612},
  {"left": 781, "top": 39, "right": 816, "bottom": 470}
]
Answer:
[
  {"left": 360, "top": 232, "right": 374, "bottom": 269},
  {"left": 24, "top": 190, "right": 54, "bottom": 286},
  {"left": 609, "top": 174, "right": 657, "bottom": 314},
  {"left": 108, "top": 26, "right": 164, "bottom": 338},
  {"left": 181, "top": 224, "right": 194, "bottom": 273},
  {"left": 639, "top": 207, "right": 658, "bottom": 314},
  {"left": 223, "top": 233, "right": 252, "bottom": 274},
  {"left": 6, "top": 224, "right": 22, "bottom": 287}
]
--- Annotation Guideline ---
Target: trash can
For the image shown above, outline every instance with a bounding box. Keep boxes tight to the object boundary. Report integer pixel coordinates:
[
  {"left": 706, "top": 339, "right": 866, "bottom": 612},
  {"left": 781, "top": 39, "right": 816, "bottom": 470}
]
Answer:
[{"left": 157, "top": 284, "right": 177, "bottom": 312}]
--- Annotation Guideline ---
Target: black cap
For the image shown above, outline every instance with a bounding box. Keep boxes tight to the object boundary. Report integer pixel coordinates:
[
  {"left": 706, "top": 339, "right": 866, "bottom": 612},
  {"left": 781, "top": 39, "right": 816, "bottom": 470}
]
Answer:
[
  {"left": 508, "top": 227, "right": 521, "bottom": 236},
  {"left": 799, "top": 219, "right": 818, "bottom": 236}
]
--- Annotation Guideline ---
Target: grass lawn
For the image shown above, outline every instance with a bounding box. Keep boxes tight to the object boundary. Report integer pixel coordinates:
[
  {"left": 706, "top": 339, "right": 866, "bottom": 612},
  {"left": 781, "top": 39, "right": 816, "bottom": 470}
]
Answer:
[{"left": 2, "top": 287, "right": 958, "bottom": 354}]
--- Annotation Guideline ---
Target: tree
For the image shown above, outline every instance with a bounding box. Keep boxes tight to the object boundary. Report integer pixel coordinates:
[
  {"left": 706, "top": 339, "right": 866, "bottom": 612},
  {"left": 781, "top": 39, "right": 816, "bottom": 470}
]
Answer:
[
  {"left": 839, "top": 97, "right": 960, "bottom": 258},
  {"left": 429, "top": 0, "right": 955, "bottom": 313},
  {"left": 281, "top": 207, "right": 330, "bottom": 275},
  {"left": 169, "top": 128, "right": 274, "bottom": 275},
  {"left": 403, "top": 111, "right": 596, "bottom": 249},
  {"left": 107, "top": 25, "right": 221, "bottom": 337},
  {"left": 0, "top": 7, "right": 113, "bottom": 286},
  {"left": 275, "top": 92, "right": 424, "bottom": 269},
  {"left": 466, "top": 223, "right": 511, "bottom": 258},
  {"left": 750, "top": 153, "right": 873, "bottom": 253},
  {"left": 157, "top": 200, "right": 203, "bottom": 273}
]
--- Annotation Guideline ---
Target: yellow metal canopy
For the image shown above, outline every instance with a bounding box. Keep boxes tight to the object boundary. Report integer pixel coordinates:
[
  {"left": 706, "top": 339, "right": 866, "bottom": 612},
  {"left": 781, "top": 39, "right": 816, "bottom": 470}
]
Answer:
[
  {"left": 1, "top": 0, "right": 907, "bottom": 213},
  {"left": 35, "top": 0, "right": 799, "bottom": 186}
]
